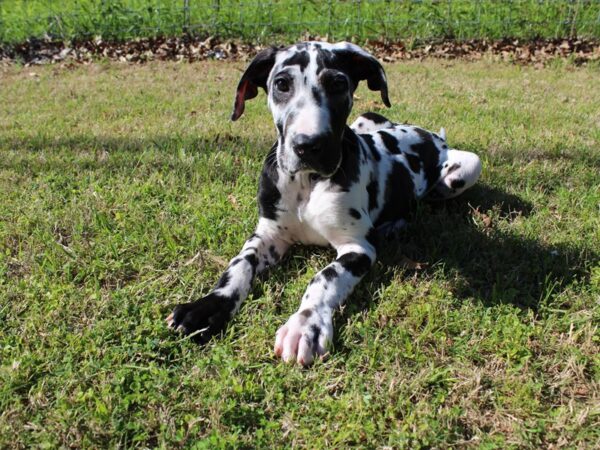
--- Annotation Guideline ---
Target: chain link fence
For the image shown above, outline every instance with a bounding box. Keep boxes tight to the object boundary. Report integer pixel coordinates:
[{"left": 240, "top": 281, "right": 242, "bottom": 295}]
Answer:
[{"left": 1, "top": 0, "right": 600, "bottom": 44}]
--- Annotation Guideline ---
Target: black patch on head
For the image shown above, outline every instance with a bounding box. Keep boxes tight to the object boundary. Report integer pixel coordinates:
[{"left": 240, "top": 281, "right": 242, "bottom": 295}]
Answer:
[
  {"left": 282, "top": 51, "right": 310, "bottom": 72},
  {"left": 375, "top": 160, "right": 415, "bottom": 227},
  {"left": 311, "top": 86, "right": 322, "bottom": 106},
  {"left": 411, "top": 128, "right": 442, "bottom": 190},
  {"left": 215, "top": 270, "right": 230, "bottom": 289},
  {"left": 268, "top": 245, "right": 280, "bottom": 261},
  {"left": 330, "top": 128, "right": 361, "bottom": 190},
  {"left": 367, "top": 175, "right": 379, "bottom": 211},
  {"left": 349, "top": 208, "right": 361, "bottom": 220},
  {"left": 337, "top": 252, "right": 372, "bottom": 277},
  {"left": 361, "top": 112, "right": 389, "bottom": 124},
  {"left": 258, "top": 144, "right": 281, "bottom": 220},
  {"left": 405, "top": 153, "right": 421, "bottom": 173},
  {"left": 378, "top": 130, "right": 400, "bottom": 155},
  {"left": 451, "top": 179, "right": 465, "bottom": 189},
  {"left": 230, "top": 258, "right": 242, "bottom": 267},
  {"left": 360, "top": 133, "right": 381, "bottom": 162},
  {"left": 321, "top": 267, "right": 339, "bottom": 281}
]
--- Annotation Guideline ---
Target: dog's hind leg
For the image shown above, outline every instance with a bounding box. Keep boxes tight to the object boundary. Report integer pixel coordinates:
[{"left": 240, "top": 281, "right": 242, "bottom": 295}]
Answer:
[{"left": 432, "top": 149, "right": 482, "bottom": 199}]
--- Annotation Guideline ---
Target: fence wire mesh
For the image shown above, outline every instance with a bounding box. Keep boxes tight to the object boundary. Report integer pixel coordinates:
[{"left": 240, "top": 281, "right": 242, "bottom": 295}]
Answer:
[{"left": 1, "top": 0, "right": 600, "bottom": 44}]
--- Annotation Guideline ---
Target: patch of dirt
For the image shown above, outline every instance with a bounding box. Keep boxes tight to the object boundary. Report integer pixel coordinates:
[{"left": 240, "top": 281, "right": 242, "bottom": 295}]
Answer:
[{"left": 1, "top": 35, "right": 598, "bottom": 67}]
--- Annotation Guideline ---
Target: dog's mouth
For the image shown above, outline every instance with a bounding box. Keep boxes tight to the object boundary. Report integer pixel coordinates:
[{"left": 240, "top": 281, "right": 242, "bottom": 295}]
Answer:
[
  {"left": 278, "top": 155, "right": 342, "bottom": 179},
  {"left": 277, "top": 141, "right": 343, "bottom": 179}
]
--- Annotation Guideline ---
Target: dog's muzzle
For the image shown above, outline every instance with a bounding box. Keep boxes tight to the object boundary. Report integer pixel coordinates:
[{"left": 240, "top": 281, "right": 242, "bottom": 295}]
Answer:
[{"left": 290, "top": 132, "right": 340, "bottom": 175}]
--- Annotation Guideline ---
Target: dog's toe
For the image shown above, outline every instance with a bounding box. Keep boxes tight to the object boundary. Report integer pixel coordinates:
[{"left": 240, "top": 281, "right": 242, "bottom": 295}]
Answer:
[{"left": 274, "top": 310, "right": 332, "bottom": 366}]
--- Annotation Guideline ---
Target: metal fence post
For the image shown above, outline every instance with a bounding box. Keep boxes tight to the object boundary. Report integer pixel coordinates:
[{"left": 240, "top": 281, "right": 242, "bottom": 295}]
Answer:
[{"left": 183, "top": 0, "right": 190, "bottom": 34}]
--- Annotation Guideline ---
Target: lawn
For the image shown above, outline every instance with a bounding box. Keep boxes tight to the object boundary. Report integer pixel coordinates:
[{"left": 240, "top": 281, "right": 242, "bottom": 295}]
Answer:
[{"left": 0, "top": 57, "right": 599, "bottom": 448}]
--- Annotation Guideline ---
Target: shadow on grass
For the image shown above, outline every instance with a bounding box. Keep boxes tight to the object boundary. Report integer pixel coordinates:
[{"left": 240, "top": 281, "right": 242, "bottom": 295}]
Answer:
[
  {"left": 330, "top": 182, "right": 597, "bottom": 355},
  {"left": 357, "top": 183, "right": 594, "bottom": 310}
]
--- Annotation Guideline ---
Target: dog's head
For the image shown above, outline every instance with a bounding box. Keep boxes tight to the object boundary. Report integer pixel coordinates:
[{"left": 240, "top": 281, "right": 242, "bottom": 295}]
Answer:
[{"left": 231, "top": 42, "right": 390, "bottom": 176}]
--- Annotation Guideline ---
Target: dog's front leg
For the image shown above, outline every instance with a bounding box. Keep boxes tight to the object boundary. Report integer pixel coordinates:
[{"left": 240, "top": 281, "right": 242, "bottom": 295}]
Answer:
[
  {"left": 167, "top": 219, "right": 289, "bottom": 343},
  {"left": 274, "top": 239, "right": 376, "bottom": 366}
]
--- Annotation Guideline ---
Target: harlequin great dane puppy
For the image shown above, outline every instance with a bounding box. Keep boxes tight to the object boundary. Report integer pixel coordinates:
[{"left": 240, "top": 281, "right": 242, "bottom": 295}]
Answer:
[{"left": 167, "top": 42, "right": 482, "bottom": 366}]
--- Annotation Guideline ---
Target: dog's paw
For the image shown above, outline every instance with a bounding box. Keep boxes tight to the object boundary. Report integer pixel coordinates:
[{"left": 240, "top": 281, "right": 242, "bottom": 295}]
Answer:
[
  {"left": 274, "top": 308, "right": 333, "bottom": 366},
  {"left": 166, "top": 293, "right": 235, "bottom": 344}
]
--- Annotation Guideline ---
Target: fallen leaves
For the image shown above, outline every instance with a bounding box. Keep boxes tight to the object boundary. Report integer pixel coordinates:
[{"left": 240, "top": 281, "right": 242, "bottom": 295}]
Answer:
[{"left": 1, "top": 35, "right": 598, "bottom": 67}]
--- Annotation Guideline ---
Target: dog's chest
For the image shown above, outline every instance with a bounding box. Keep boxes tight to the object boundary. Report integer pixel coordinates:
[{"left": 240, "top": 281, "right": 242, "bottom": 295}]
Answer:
[{"left": 276, "top": 175, "right": 349, "bottom": 246}]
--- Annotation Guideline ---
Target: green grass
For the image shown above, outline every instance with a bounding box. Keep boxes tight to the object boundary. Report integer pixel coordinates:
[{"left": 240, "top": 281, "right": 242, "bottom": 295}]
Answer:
[
  {"left": 1, "top": 58, "right": 599, "bottom": 448},
  {"left": 1, "top": 0, "right": 600, "bottom": 44}
]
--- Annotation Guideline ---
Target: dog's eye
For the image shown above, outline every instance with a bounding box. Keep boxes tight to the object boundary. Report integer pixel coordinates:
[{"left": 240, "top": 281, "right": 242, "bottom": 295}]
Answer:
[
  {"left": 329, "top": 76, "right": 348, "bottom": 93},
  {"left": 275, "top": 78, "right": 290, "bottom": 92}
]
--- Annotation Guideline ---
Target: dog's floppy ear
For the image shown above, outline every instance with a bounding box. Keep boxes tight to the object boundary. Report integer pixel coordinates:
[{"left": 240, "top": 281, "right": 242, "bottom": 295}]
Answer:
[
  {"left": 231, "top": 47, "right": 279, "bottom": 121},
  {"left": 334, "top": 43, "right": 391, "bottom": 107}
]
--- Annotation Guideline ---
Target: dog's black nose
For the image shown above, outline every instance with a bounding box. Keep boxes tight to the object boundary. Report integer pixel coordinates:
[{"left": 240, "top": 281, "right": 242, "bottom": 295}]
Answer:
[{"left": 292, "top": 134, "right": 328, "bottom": 158}]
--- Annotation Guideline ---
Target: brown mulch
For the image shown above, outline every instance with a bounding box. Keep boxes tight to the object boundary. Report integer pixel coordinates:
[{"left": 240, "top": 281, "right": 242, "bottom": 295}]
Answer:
[{"left": 1, "top": 35, "right": 599, "bottom": 66}]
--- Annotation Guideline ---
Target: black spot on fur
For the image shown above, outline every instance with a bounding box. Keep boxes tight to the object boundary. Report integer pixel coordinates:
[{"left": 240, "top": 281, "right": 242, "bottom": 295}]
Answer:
[
  {"left": 451, "top": 179, "right": 465, "bottom": 189},
  {"left": 258, "top": 144, "right": 281, "bottom": 220},
  {"left": 405, "top": 153, "right": 421, "bottom": 173},
  {"left": 269, "top": 245, "right": 280, "bottom": 261},
  {"left": 310, "top": 324, "right": 321, "bottom": 348},
  {"left": 300, "top": 309, "right": 313, "bottom": 318},
  {"left": 442, "top": 144, "right": 448, "bottom": 149},
  {"left": 411, "top": 128, "right": 441, "bottom": 190},
  {"left": 361, "top": 112, "right": 389, "bottom": 124},
  {"left": 367, "top": 176, "right": 379, "bottom": 211},
  {"left": 322, "top": 267, "right": 338, "bottom": 281},
  {"left": 230, "top": 258, "right": 242, "bottom": 267},
  {"left": 311, "top": 86, "right": 322, "bottom": 106},
  {"left": 360, "top": 133, "right": 381, "bottom": 161},
  {"left": 330, "top": 128, "right": 361, "bottom": 190},
  {"left": 215, "top": 270, "right": 230, "bottom": 289},
  {"left": 337, "top": 252, "right": 372, "bottom": 277},
  {"left": 378, "top": 130, "right": 400, "bottom": 154},
  {"left": 244, "top": 253, "right": 258, "bottom": 278},
  {"left": 282, "top": 51, "right": 309, "bottom": 71},
  {"left": 349, "top": 208, "right": 361, "bottom": 219},
  {"left": 375, "top": 160, "right": 415, "bottom": 226},
  {"left": 400, "top": 128, "right": 407, "bottom": 133}
]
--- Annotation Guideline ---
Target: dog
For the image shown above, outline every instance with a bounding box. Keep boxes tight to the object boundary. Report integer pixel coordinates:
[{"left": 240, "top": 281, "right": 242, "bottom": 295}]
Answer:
[{"left": 167, "top": 42, "right": 482, "bottom": 366}]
